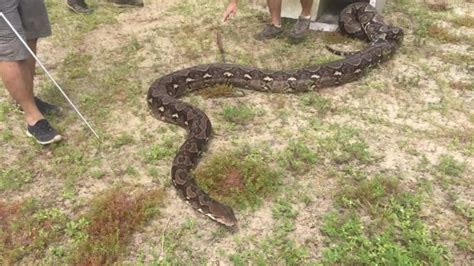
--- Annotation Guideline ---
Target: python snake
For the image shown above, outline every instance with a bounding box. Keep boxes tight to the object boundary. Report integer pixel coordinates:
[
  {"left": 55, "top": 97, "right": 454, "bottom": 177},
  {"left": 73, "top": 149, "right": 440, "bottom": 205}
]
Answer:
[{"left": 147, "top": 2, "right": 403, "bottom": 227}]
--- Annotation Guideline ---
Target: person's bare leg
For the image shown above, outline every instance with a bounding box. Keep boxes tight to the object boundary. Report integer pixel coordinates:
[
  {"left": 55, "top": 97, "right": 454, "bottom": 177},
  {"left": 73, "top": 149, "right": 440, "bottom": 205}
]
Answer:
[
  {"left": 23, "top": 39, "right": 37, "bottom": 103},
  {"left": 0, "top": 60, "right": 43, "bottom": 125},
  {"left": 267, "top": 0, "right": 282, "bottom": 26},
  {"left": 300, "top": 0, "right": 313, "bottom": 17},
  {"left": 23, "top": 38, "right": 61, "bottom": 115},
  {"left": 26, "top": 39, "right": 37, "bottom": 78}
]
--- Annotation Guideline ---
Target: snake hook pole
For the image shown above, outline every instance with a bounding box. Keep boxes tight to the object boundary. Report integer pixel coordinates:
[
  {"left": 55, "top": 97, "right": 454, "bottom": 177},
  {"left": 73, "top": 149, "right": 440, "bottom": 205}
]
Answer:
[
  {"left": 216, "top": 31, "right": 226, "bottom": 63},
  {"left": 0, "top": 12, "right": 100, "bottom": 140}
]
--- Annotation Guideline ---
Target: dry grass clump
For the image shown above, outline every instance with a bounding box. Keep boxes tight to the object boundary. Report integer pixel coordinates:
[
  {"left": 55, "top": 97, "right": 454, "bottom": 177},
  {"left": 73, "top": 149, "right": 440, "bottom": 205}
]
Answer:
[{"left": 70, "top": 187, "right": 165, "bottom": 265}]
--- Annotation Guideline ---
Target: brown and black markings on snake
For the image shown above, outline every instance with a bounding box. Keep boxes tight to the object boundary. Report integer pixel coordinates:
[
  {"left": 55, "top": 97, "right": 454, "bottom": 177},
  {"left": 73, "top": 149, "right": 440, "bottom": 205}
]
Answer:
[{"left": 147, "top": 2, "right": 404, "bottom": 227}]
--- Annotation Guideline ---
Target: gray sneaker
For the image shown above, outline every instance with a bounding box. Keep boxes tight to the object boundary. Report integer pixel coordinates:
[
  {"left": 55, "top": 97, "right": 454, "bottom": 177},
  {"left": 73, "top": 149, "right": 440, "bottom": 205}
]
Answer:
[
  {"left": 288, "top": 16, "right": 311, "bottom": 40},
  {"left": 67, "top": 0, "right": 93, "bottom": 14},
  {"left": 255, "top": 24, "right": 283, "bottom": 41}
]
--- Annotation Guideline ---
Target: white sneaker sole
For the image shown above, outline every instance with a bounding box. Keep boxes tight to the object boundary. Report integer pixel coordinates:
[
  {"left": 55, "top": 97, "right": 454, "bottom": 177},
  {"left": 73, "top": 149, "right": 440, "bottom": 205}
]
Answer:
[{"left": 26, "top": 130, "right": 63, "bottom": 145}]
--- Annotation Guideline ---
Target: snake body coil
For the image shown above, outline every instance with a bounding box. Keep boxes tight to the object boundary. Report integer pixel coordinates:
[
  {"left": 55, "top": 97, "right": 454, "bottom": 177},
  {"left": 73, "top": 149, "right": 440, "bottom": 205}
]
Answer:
[{"left": 147, "top": 2, "right": 403, "bottom": 226}]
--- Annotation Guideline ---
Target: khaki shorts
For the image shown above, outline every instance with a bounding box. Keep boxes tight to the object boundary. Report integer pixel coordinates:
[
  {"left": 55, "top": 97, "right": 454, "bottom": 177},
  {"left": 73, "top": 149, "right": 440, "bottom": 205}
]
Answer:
[{"left": 0, "top": 0, "right": 52, "bottom": 61}]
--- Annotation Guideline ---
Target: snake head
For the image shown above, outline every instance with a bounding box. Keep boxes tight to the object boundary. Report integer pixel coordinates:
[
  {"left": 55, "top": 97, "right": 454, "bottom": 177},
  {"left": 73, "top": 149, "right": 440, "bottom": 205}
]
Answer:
[
  {"left": 206, "top": 202, "right": 238, "bottom": 227},
  {"left": 388, "top": 26, "right": 404, "bottom": 45}
]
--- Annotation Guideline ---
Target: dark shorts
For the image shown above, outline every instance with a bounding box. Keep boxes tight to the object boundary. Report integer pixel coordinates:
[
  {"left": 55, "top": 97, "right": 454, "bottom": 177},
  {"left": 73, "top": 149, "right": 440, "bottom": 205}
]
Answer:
[{"left": 0, "top": 0, "right": 51, "bottom": 61}]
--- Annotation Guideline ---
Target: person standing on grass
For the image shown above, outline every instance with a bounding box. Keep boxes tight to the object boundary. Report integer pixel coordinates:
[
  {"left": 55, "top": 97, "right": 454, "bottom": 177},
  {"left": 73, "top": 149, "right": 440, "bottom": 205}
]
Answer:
[
  {"left": 223, "top": 0, "right": 314, "bottom": 40},
  {"left": 0, "top": 0, "right": 62, "bottom": 145}
]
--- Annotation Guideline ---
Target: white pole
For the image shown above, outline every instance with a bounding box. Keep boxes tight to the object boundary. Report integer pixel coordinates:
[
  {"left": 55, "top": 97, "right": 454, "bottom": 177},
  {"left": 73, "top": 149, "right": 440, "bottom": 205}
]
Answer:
[{"left": 0, "top": 12, "right": 100, "bottom": 139}]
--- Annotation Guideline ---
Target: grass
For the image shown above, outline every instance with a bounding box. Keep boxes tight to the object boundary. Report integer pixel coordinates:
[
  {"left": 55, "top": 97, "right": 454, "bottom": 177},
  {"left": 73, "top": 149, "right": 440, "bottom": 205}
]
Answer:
[
  {"left": 335, "top": 175, "right": 400, "bottom": 210},
  {"left": 321, "top": 210, "right": 448, "bottom": 265},
  {"left": 0, "top": 101, "right": 13, "bottom": 122},
  {"left": 112, "top": 133, "right": 135, "bottom": 148},
  {"left": 434, "top": 154, "right": 466, "bottom": 177},
  {"left": 316, "top": 124, "right": 373, "bottom": 165},
  {"left": 0, "top": 167, "right": 34, "bottom": 191},
  {"left": 62, "top": 52, "right": 93, "bottom": 80},
  {"left": 45, "top": 0, "right": 118, "bottom": 43},
  {"left": 322, "top": 174, "right": 450, "bottom": 264},
  {"left": 67, "top": 187, "right": 165, "bottom": 265},
  {"left": 391, "top": 0, "right": 433, "bottom": 41},
  {"left": 151, "top": 218, "right": 210, "bottom": 264},
  {"left": 194, "top": 146, "right": 281, "bottom": 210},
  {"left": 197, "top": 84, "right": 239, "bottom": 98},
  {"left": 450, "top": 81, "right": 473, "bottom": 92},
  {"left": 427, "top": 25, "right": 462, "bottom": 43},
  {"left": 144, "top": 135, "right": 181, "bottom": 163},
  {"left": 299, "top": 93, "right": 333, "bottom": 117},
  {"left": 1, "top": 185, "right": 164, "bottom": 264},
  {"left": 0, "top": 0, "right": 472, "bottom": 264},
  {"left": 278, "top": 139, "right": 318, "bottom": 174},
  {"left": 0, "top": 199, "right": 67, "bottom": 264},
  {"left": 229, "top": 199, "right": 310, "bottom": 265},
  {"left": 450, "top": 15, "right": 474, "bottom": 28},
  {"left": 220, "top": 103, "right": 259, "bottom": 125},
  {"left": 437, "top": 52, "right": 474, "bottom": 69}
]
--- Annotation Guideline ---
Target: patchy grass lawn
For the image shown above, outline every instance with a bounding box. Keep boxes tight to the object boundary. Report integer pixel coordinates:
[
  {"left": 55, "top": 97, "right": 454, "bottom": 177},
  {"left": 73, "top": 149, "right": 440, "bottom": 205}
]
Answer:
[{"left": 0, "top": 0, "right": 472, "bottom": 264}]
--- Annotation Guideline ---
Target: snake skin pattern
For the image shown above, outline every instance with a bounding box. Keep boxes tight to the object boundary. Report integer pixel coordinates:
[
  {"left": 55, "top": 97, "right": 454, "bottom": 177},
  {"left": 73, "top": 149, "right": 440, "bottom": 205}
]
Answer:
[{"left": 147, "top": 2, "right": 403, "bottom": 227}]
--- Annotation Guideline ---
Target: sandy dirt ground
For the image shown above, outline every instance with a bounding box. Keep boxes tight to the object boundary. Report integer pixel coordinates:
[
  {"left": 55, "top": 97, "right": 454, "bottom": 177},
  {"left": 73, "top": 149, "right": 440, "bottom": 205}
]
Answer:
[{"left": 0, "top": 0, "right": 472, "bottom": 264}]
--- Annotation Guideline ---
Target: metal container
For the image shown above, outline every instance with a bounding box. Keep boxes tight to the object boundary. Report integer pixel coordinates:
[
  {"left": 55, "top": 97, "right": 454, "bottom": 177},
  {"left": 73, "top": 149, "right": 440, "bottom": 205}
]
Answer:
[
  {"left": 312, "top": 0, "right": 385, "bottom": 31},
  {"left": 251, "top": 0, "right": 386, "bottom": 32}
]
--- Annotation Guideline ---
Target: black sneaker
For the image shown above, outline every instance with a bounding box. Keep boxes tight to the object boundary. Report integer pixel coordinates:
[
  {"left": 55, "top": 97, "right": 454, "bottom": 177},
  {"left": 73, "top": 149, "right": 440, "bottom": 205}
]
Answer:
[
  {"left": 17, "top": 97, "right": 62, "bottom": 115},
  {"left": 34, "top": 97, "right": 62, "bottom": 115},
  {"left": 254, "top": 24, "right": 283, "bottom": 41},
  {"left": 26, "top": 119, "right": 63, "bottom": 145},
  {"left": 67, "top": 0, "right": 93, "bottom": 14},
  {"left": 288, "top": 16, "right": 311, "bottom": 40}
]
